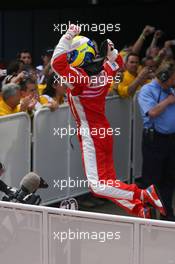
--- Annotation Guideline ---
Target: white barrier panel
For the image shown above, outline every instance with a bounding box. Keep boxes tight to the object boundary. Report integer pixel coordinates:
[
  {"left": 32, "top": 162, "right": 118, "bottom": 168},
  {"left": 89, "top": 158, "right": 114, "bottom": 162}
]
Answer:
[
  {"left": 106, "top": 96, "right": 132, "bottom": 182},
  {"left": 132, "top": 94, "right": 143, "bottom": 180},
  {"left": 0, "top": 204, "right": 43, "bottom": 264},
  {"left": 0, "top": 113, "right": 31, "bottom": 189},
  {"left": 33, "top": 105, "right": 71, "bottom": 203},
  {"left": 33, "top": 97, "right": 132, "bottom": 204},
  {"left": 1, "top": 201, "right": 175, "bottom": 264},
  {"left": 33, "top": 105, "right": 88, "bottom": 204},
  {"left": 69, "top": 111, "right": 88, "bottom": 198},
  {"left": 49, "top": 214, "right": 134, "bottom": 264},
  {"left": 140, "top": 224, "right": 175, "bottom": 264},
  {"left": 33, "top": 105, "right": 87, "bottom": 203}
]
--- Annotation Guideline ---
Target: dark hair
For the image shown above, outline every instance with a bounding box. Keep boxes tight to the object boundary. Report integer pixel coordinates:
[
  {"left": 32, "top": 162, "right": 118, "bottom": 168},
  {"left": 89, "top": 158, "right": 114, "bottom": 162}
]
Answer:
[
  {"left": 41, "top": 48, "right": 54, "bottom": 57},
  {"left": 141, "top": 56, "right": 154, "bottom": 66},
  {"left": 20, "top": 78, "right": 36, "bottom": 91},
  {"left": 43, "top": 73, "right": 60, "bottom": 97},
  {"left": 16, "top": 49, "right": 32, "bottom": 60},
  {"left": 7, "top": 60, "right": 23, "bottom": 75},
  {"left": 156, "top": 60, "right": 175, "bottom": 82},
  {"left": 125, "top": 52, "right": 140, "bottom": 63}
]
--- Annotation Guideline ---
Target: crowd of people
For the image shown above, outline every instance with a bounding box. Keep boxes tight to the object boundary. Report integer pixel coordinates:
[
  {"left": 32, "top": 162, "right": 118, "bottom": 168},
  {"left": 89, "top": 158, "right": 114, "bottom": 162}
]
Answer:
[
  {"left": 0, "top": 48, "right": 66, "bottom": 116},
  {"left": 0, "top": 24, "right": 175, "bottom": 220},
  {"left": 109, "top": 25, "right": 175, "bottom": 97},
  {"left": 0, "top": 25, "right": 174, "bottom": 116}
]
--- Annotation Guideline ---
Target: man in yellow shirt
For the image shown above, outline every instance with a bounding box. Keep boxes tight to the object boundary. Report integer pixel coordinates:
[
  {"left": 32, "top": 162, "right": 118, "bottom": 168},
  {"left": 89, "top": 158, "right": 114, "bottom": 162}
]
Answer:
[
  {"left": 0, "top": 83, "right": 21, "bottom": 116},
  {"left": 117, "top": 52, "right": 154, "bottom": 98},
  {"left": 20, "top": 78, "right": 58, "bottom": 111},
  {"left": 0, "top": 83, "right": 36, "bottom": 116}
]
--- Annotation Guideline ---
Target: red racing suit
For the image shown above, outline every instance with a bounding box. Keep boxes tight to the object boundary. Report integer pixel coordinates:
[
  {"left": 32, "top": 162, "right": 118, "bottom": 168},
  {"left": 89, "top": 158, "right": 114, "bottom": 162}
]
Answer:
[{"left": 51, "top": 37, "right": 145, "bottom": 216}]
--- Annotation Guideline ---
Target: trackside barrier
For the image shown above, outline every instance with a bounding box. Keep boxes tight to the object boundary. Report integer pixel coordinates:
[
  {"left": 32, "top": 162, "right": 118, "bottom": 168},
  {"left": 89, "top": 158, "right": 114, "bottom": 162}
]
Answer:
[
  {"left": 0, "top": 202, "right": 43, "bottom": 264},
  {"left": 132, "top": 94, "right": 143, "bottom": 179},
  {"left": 0, "top": 201, "right": 175, "bottom": 264},
  {"left": 32, "top": 104, "right": 86, "bottom": 204},
  {"left": 68, "top": 109, "right": 89, "bottom": 198},
  {"left": 0, "top": 113, "right": 31, "bottom": 191},
  {"left": 33, "top": 96, "right": 132, "bottom": 204},
  {"left": 106, "top": 96, "right": 132, "bottom": 182}
]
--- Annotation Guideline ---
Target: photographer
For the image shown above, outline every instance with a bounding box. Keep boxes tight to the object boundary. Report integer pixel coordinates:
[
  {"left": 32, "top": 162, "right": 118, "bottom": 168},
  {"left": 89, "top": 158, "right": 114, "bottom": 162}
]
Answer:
[
  {"left": 138, "top": 60, "right": 175, "bottom": 221},
  {"left": 2, "top": 60, "right": 25, "bottom": 85}
]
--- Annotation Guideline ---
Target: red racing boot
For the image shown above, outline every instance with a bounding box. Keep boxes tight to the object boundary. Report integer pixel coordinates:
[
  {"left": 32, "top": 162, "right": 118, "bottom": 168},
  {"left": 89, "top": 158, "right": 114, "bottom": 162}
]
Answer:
[
  {"left": 138, "top": 205, "right": 157, "bottom": 219},
  {"left": 141, "top": 185, "right": 166, "bottom": 216}
]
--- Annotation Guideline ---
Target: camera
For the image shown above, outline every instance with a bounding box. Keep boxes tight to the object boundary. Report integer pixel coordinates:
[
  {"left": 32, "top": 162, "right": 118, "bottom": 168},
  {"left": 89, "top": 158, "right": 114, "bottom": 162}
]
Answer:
[
  {"left": 0, "top": 69, "right": 7, "bottom": 77},
  {"left": 23, "top": 70, "right": 30, "bottom": 78},
  {"left": 1, "top": 184, "right": 42, "bottom": 205},
  {"left": 0, "top": 169, "right": 48, "bottom": 205}
]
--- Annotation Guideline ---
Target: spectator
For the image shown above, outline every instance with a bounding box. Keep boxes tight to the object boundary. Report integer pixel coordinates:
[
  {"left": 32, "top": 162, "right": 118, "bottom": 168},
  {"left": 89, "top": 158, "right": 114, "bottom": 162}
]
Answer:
[
  {"left": 0, "top": 83, "right": 32, "bottom": 116},
  {"left": 141, "top": 56, "right": 157, "bottom": 72},
  {"left": 2, "top": 60, "right": 25, "bottom": 85},
  {"left": 146, "top": 30, "right": 163, "bottom": 57},
  {"left": 36, "top": 48, "right": 54, "bottom": 85},
  {"left": 152, "top": 40, "right": 175, "bottom": 67},
  {"left": 147, "top": 46, "right": 160, "bottom": 58},
  {"left": 117, "top": 52, "right": 154, "bottom": 97},
  {"left": 21, "top": 64, "right": 38, "bottom": 82},
  {"left": 41, "top": 48, "right": 53, "bottom": 68},
  {"left": 138, "top": 60, "right": 175, "bottom": 221},
  {"left": 119, "top": 25, "right": 155, "bottom": 61},
  {"left": 148, "top": 39, "right": 175, "bottom": 67},
  {"left": 20, "top": 78, "right": 58, "bottom": 112},
  {"left": 107, "top": 71, "right": 123, "bottom": 96},
  {"left": 17, "top": 49, "right": 32, "bottom": 65},
  {"left": 20, "top": 64, "right": 47, "bottom": 95},
  {"left": 43, "top": 73, "right": 66, "bottom": 105},
  {"left": 163, "top": 40, "right": 175, "bottom": 60},
  {"left": 36, "top": 48, "right": 54, "bottom": 95}
]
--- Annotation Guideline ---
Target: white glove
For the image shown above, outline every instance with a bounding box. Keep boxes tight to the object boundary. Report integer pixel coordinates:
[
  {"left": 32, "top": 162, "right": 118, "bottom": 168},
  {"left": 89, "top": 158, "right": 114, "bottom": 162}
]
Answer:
[
  {"left": 64, "top": 24, "right": 81, "bottom": 41},
  {"left": 52, "top": 24, "right": 81, "bottom": 60},
  {"left": 106, "top": 39, "right": 118, "bottom": 62}
]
